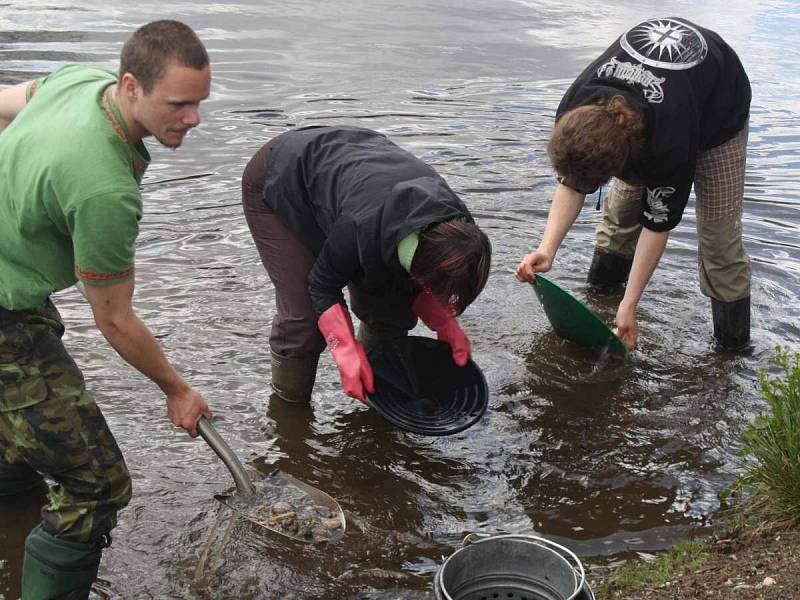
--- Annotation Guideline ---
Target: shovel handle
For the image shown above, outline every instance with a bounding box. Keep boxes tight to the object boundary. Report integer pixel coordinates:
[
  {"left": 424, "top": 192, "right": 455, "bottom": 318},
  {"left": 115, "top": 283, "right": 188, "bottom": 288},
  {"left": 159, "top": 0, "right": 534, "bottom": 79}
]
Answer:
[{"left": 197, "top": 416, "right": 256, "bottom": 496}]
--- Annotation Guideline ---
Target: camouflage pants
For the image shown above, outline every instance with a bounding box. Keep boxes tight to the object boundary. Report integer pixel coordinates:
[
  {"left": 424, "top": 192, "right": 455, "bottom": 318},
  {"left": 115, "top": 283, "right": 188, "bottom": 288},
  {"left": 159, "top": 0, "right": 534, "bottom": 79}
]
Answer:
[{"left": 0, "top": 300, "right": 132, "bottom": 544}]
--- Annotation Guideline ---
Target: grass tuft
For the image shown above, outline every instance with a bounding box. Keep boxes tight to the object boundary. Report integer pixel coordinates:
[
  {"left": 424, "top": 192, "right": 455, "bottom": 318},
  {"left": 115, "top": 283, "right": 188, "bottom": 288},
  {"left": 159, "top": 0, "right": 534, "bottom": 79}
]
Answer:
[
  {"left": 595, "top": 539, "right": 710, "bottom": 596},
  {"left": 729, "top": 346, "right": 800, "bottom": 531}
]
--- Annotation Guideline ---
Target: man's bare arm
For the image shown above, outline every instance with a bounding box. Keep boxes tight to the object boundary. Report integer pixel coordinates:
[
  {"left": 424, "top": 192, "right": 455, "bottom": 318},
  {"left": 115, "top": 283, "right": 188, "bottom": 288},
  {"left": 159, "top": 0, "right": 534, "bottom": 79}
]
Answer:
[
  {"left": 0, "top": 82, "right": 30, "bottom": 134},
  {"left": 84, "top": 278, "right": 212, "bottom": 436}
]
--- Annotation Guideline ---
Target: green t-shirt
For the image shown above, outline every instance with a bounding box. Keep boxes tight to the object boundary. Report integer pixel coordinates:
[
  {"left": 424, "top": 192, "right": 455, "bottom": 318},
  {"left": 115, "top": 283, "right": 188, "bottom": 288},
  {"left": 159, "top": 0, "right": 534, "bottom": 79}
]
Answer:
[{"left": 0, "top": 64, "right": 150, "bottom": 310}]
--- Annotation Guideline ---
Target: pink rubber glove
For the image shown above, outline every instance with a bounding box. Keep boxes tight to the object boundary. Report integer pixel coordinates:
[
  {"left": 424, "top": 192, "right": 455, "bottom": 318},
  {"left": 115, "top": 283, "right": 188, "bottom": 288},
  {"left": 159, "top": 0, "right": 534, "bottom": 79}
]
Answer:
[
  {"left": 318, "top": 304, "right": 374, "bottom": 403},
  {"left": 412, "top": 291, "right": 470, "bottom": 367}
]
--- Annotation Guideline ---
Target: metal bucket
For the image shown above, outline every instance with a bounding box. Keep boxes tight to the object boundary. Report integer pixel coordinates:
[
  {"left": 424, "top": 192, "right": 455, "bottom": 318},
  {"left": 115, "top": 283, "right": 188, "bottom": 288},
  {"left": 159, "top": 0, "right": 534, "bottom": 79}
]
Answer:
[{"left": 433, "top": 534, "right": 593, "bottom": 600}]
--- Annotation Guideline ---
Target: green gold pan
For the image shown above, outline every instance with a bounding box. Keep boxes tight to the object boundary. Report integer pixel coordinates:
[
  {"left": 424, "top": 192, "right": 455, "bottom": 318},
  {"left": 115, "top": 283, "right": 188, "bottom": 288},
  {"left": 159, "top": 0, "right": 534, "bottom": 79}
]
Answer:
[{"left": 531, "top": 274, "right": 627, "bottom": 356}]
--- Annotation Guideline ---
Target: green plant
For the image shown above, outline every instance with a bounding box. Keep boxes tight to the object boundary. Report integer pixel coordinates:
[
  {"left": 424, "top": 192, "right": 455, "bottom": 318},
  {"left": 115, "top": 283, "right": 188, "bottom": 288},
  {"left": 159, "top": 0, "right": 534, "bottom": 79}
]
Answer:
[{"left": 731, "top": 346, "right": 800, "bottom": 529}]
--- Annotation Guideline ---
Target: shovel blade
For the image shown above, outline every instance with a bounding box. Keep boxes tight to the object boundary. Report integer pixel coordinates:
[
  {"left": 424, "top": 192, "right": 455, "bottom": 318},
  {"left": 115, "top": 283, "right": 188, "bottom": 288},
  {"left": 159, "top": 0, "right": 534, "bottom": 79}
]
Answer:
[{"left": 214, "top": 469, "right": 345, "bottom": 544}]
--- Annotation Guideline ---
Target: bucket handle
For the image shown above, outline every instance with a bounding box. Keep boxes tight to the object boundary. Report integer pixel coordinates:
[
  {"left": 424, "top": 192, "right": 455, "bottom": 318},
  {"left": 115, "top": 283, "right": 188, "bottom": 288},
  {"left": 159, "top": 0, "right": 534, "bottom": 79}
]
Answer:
[{"left": 460, "top": 533, "right": 586, "bottom": 600}]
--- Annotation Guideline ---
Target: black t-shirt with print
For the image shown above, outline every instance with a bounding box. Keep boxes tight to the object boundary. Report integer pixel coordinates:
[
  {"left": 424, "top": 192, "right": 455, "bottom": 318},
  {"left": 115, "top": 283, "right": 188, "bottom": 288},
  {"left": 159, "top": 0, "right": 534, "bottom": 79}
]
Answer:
[{"left": 556, "top": 17, "right": 751, "bottom": 231}]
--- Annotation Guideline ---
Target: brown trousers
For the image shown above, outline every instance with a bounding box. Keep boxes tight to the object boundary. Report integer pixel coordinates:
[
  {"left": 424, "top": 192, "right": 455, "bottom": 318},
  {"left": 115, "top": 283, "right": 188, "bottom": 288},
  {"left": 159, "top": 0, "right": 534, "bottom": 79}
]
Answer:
[
  {"left": 242, "top": 139, "right": 326, "bottom": 359},
  {"left": 242, "top": 137, "right": 416, "bottom": 359},
  {"left": 595, "top": 125, "right": 751, "bottom": 302}
]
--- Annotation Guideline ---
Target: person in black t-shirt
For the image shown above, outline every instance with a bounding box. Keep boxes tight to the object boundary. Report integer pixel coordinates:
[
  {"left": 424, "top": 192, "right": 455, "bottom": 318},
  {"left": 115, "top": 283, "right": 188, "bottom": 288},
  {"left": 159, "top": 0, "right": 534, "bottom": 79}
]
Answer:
[
  {"left": 516, "top": 17, "right": 751, "bottom": 351},
  {"left": 242, "top": 126, "right": 491, "bottom": 404}
]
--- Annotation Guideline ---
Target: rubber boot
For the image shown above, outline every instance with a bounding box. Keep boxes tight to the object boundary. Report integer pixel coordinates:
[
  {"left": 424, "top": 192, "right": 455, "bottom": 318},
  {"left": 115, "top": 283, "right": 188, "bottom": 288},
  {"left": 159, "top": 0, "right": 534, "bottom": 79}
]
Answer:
[
  {"left": 0, "top": 458, "right": 45, "bottom": 497},
  {"left": 356, "top": 322, "right": 408, "bottom": 355},
  {"left": 22, "top": 524, "right": 103, "bottom": 600},
  {"left": 586, "top": 248, "right": 633, "bottom": 293},
  {"left": 270, "top": 351, "right": 319, "bottom": 404},
  {"left": 712, "top": 296, "right": 751, "bottom": 351}
]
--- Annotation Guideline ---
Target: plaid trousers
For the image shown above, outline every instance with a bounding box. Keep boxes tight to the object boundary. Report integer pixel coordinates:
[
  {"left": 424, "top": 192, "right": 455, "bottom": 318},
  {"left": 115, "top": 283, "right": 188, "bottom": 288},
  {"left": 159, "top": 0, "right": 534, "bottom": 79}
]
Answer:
[{"left": 595, "top": 125, "right": 750, "bottom": 302}]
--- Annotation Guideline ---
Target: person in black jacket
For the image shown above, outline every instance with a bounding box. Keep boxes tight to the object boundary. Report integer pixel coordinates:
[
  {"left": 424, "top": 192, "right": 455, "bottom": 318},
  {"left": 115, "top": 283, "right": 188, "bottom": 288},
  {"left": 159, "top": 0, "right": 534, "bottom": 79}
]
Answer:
[
  {"left": 516, "top": 17, "right": 751, "bottom": 351},
  {"left": 243, "top": 125, "right": 491, "bottom": 403}
]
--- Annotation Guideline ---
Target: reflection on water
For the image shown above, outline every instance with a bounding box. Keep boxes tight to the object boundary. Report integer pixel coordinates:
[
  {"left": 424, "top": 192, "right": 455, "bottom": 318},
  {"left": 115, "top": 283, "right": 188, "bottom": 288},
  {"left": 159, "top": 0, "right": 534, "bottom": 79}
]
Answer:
[{"left": 1, "top": 0, "right": 799, "bottom": 598}]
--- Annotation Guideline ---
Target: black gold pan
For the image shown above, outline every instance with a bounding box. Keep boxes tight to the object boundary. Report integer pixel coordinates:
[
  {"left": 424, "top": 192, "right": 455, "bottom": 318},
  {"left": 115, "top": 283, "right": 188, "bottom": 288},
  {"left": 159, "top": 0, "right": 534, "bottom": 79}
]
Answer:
[{"left": 365, "top": 336, "right": 488, "bottom": 436}]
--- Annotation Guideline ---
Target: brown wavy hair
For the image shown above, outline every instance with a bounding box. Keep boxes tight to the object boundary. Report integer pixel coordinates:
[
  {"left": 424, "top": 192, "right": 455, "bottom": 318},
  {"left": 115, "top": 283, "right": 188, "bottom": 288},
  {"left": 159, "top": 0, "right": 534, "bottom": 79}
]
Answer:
[
  {"left": 411, "top": 219, "right": 491, "bottom": 316},
  {"left": 548, "top": 95, "right": 645, "bottom": 193},
  {"left": 120, "top": 20, "right": 209, "bottom": 93}
]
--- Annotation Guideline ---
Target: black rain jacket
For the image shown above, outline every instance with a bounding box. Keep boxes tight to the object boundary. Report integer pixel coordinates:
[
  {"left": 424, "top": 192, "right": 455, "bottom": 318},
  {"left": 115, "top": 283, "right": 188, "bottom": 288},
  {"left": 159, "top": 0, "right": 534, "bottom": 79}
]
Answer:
[{"left": 262, "top": 126, "right": 474, "bottom": 317}]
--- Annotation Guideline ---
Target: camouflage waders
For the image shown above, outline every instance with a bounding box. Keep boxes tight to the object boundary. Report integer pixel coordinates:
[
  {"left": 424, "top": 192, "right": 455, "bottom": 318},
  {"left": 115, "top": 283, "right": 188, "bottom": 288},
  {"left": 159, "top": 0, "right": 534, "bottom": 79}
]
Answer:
[{"left": 0, "top": 300, "right": 132, "bottom": 545}]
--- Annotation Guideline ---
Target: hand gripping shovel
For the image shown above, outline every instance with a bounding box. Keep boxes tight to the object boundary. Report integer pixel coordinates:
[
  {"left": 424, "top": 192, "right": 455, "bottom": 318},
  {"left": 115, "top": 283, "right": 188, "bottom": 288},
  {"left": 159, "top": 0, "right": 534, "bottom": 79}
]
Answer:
[
  {"left": 71, "top": 282, "right": 346, "bottom": 544},
  {"left": 197, "top": 416, "right": 345, "bottom": 544}
]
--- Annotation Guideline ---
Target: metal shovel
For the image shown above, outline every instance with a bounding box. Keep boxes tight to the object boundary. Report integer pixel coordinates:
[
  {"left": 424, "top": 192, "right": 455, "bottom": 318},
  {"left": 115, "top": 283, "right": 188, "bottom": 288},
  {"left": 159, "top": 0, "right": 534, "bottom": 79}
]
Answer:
[
  {"left": 70, "top": 282, "right": 345, "bottom": 543},
  {"left": 197, "top": 416, "right": 345, "bottom": 544},
  {"left": 197, "top": 416, "right": 256, "bottom": 496}
]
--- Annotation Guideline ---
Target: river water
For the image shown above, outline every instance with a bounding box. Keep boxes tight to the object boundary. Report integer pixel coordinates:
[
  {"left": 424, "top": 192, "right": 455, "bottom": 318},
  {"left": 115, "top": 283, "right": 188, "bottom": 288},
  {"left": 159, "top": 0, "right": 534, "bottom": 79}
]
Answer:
[{"left": 1, "top": 1, "right": 799, "bottom": 598}]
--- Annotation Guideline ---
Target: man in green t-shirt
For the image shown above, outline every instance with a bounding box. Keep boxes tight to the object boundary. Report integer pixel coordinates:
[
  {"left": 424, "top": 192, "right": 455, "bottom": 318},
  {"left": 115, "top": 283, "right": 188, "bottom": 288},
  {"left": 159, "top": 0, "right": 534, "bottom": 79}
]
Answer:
[{"left": 0, "top": 20, "right": 212, "bottom": 598}]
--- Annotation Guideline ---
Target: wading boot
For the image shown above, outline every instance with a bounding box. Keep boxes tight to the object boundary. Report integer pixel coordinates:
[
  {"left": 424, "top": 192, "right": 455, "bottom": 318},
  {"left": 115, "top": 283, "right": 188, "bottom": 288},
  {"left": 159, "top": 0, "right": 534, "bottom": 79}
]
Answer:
[
  {"left": 712, "top": 296, "right": 751, "bottom": 351},
  {"left": 356, "top": 322, "right": 408, "bottom": 355},
  {"left": 0, "top": 458, "right": 45, "bottom": 497},
  {"left": 586, "top": 248, "right": 633, "bottom": 293},
  {"left": 22, "top": 524, "right": 104, "bottom": 600},
  {"left": 270, "top": 351, "right": 319, "bottom": 404}
]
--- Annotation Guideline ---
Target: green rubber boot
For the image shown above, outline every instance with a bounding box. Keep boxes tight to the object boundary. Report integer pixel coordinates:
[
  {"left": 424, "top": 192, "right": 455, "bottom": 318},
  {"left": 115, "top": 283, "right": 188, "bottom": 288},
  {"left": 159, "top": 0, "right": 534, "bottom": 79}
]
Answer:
[
  {"left": 22, "top": 524, "right": 103, "bottom": 600},
  {"left": 0, "top": 458, "right": 45, "bottom": 497},
  {"left": 270, "top": 351, "right": 319, "bottom": 404},
  {"left": 356, "top": 322, "right": 408, "bottom": 354}
]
